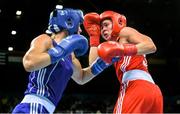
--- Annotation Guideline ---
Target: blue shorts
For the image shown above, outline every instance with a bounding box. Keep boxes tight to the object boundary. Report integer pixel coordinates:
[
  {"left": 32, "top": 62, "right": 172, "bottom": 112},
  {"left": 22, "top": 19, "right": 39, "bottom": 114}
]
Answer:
[
  {"left": 12, "top": 94, "right": 55, "bottom": 114},
  {"left": 12, "top": 102, "right": 48, "bottom": 113}
]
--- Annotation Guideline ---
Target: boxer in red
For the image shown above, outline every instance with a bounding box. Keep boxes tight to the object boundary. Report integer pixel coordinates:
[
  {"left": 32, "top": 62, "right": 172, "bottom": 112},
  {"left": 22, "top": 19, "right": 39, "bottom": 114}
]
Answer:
[{"left": 83, "top": 11, "right": 163, "bottom": 113}]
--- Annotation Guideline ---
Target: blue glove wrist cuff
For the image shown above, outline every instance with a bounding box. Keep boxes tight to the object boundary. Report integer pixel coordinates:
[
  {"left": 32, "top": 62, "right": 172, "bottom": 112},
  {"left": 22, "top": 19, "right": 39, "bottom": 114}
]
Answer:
[
  {"left": 91, "top": 57, "right": 110, "bottom": 76},
  {"left": 48, "top": 46, "right": 64, "bottom": 64}
]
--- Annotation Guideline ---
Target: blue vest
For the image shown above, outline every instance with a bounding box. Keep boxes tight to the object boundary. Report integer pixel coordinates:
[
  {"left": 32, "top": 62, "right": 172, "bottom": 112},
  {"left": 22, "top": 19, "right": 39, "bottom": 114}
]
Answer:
[{"left": 24, "top": 40, "right": 73, "bottom": 106}]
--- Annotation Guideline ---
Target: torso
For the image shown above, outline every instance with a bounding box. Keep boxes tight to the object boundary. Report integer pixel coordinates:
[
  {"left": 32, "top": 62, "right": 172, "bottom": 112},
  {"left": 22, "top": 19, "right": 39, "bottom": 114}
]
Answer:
[
  {"left": 24, "top": 39, "right": 73, "bottom": 106},
  {"left": 114, "top": 33, "right": 149, "bottom": 83},
  {"left": 114, "top": 55, "right": 149, "bottom": 83}
]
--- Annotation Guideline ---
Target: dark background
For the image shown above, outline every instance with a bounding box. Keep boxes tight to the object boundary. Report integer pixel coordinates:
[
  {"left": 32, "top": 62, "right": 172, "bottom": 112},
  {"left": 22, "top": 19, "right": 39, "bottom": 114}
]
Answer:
[{"left": 0, "top": 0, "right": 180, "bottom": 112}]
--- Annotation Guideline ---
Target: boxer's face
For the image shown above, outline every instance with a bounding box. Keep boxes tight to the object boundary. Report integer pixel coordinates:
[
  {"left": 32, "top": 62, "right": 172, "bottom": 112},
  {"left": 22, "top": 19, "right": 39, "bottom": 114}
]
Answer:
[{"left": 101, "top": 19, "right": 112, "bottom": 41}]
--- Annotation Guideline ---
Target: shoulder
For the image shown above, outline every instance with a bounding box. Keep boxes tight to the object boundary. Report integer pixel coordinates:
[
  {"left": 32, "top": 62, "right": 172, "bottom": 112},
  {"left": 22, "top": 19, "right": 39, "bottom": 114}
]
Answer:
[
  {"left": 121, "top": 27, "right": 139, "bottom": 33},
  {"left": 30, "top": 34, "right": 53, "bottom": 49},
  {"left": 33, "top": 34, "right": 51, "bottom": 42},
  {"left": 31, "top": 34, "right": 52, "bottom": 44},
  {"left": 120, "top": 26, "right": 142, "bottom": 38}
]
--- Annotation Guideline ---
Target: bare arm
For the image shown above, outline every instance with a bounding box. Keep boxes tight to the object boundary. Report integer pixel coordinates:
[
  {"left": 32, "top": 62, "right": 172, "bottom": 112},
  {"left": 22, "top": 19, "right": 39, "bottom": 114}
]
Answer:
[
  {"left": 119, "top": 27, "right": 157, "bottom": 55},
  {"left": 71, "top": 53, "right": 95, "bottom": 85},
  {"left": 23, "top": 34, "right": 52, "bottom": 72},
  {"left": 89, "top": 47, "right": 99, "bottom": 65}
]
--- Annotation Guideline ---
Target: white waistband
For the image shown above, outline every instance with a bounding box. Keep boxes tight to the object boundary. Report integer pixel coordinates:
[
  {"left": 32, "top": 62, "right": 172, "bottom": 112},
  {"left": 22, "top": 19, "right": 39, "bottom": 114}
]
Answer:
[
  {"left": 122, "top": 70, "right": 155, "bottom": 84},
  {"left": 21, "top": 94, "right": 55, "bottom": 113}
]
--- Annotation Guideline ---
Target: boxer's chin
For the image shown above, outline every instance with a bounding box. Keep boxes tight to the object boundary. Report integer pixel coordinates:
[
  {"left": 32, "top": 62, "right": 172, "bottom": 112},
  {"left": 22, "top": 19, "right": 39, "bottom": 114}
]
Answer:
[{"left": 103, "top": 36, "right": 111, "bottom": 41}]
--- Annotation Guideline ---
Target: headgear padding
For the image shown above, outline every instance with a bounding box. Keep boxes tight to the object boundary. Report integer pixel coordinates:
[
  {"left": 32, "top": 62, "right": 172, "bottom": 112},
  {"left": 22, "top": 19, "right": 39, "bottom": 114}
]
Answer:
[
  {"left": 100, "top": 11, "right": 126, "bottom": 41},
  {"left": 46, "top": 8, "right": 84, "bottom": 35}
]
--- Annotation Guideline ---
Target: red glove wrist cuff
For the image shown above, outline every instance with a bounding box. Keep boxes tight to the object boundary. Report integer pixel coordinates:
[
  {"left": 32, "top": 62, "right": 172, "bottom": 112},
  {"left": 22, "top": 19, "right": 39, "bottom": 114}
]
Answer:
[
  {"left": 90, "top": 36, "right": 100, "bottom": 47},
  {"left": 123, "top": 44, "right": 137, "bottom": 56}
]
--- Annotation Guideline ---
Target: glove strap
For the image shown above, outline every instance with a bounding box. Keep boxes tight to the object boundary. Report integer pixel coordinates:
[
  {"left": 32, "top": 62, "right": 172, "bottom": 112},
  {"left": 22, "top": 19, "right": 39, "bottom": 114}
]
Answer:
[
  {"left": 91, "top": 57, "right": 110, "bottom": 76},
  {"left": 123, "top": 44, "right": 137, "bottom": 56},
  {"left": 90, "top": 36, "right": 100, "bottom": 47}
]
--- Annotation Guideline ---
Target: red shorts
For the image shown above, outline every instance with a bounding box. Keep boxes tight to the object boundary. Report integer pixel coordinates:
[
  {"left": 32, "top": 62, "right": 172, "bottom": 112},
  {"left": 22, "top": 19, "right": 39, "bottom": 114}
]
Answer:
[{"left": 113, "top": 80, "right": 163, "bottom": 113}]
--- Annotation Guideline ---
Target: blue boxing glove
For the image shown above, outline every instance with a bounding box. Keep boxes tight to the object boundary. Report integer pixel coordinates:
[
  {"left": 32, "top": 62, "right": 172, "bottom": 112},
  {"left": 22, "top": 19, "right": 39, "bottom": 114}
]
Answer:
[
  {"left": 91, "top": 57, "right": 111, "bottom": 76},
  {"left": 48, "top": 34, "right": 88, "bottom": 64}
]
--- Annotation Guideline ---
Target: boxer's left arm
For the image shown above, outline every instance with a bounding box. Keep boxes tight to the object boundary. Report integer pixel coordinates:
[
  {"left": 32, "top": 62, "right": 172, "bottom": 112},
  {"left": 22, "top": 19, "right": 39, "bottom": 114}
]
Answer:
[
  {"left": 119, "top": 27, "right": 157, "bottom": 55},
  {"left": 83, "top": 12, "right": 101, "bottom": 65},
  {"left": 23, "top": 34, "right": 53, "bottom": 72}
]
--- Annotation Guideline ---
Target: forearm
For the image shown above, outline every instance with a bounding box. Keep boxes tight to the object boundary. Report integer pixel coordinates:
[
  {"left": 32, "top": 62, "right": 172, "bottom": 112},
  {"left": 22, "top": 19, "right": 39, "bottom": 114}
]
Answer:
[
  {"left": 71, "top": 58, "right": 95, "bottom": 85},
  {"left": 72, "top": 57, "right": 109, "bottom": 85},
  {"left": 78, "top": 67, "right": 95, "bottom": 85},
  {"left": 48, "top": 34, "right": 88, "bottom": 64},
  {"left": 89, "top": 47, "right": 98, "bottom": 65},
  {"left": 23, "top": 52, "right": 51, "bottom": 72},
  {"left": 136, "top": 41, "right": 157, "bottom": 55}
]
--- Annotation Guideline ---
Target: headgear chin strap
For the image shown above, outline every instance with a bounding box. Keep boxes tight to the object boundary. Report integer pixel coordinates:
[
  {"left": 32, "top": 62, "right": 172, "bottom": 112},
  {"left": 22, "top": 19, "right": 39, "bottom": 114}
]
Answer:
[
  {"left": 100, "top": 11, "right": 126, "bottom": 41},
  {"left": 46, "top": 7, "right": 84, "bottom": 35}
]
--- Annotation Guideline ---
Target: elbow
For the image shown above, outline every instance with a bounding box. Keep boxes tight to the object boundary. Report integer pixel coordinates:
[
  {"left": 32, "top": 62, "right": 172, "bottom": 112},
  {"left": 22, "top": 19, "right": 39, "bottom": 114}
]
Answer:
[
  {"left": 72, "top": 68, "right": 93, "bottom": 85},
  {"left": 23, "top": 59, "right": 35, "bottom": 72},
  {"left": 73, "top": 77, "right": 87, "bottom": 85},
  {"left": 77, "top": 82, "right": 85, "bottom": 85},
  {"left": 151, "top": 44, "right": 157, "bottom": 53},
  {"left": 75, "top": 80, "right": 86, "bottom": 85},
  {"left": 23, "top": 62, "right": 34, "bottom": 72},
  {"left": 145, "top": 42, "right": 157, "bottom": 54}
]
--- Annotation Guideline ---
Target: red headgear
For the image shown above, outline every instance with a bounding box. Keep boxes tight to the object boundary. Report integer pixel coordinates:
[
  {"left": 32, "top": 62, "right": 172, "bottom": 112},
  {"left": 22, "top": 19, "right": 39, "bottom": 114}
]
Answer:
[{"left": 100, "top": 11, "right": 126, "bottom": 41}]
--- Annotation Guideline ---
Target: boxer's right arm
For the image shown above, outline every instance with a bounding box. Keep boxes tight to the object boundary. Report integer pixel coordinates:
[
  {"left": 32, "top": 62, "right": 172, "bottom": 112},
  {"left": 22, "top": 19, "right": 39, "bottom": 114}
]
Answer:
[
  {"left": 90, "top": 57, "right": 111, "bottom": 76},
  {"left": 83, "top": 13, "right": 100, "bottom": 47},
  {"left": 83, "top": 13, "right": 100, "bottom": 65},
  {"left": 71, "top": 56, "right": 111, "bottom": 85}
]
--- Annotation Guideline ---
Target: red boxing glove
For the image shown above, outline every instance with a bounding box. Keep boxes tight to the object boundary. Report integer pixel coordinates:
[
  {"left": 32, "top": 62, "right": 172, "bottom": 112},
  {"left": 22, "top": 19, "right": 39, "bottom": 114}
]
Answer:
[
  {"left": 97, "top": 41, "right": 137, "bottom": 63},
  {"left": 83, "top": 13, "right": 100, "bottom": 47}
]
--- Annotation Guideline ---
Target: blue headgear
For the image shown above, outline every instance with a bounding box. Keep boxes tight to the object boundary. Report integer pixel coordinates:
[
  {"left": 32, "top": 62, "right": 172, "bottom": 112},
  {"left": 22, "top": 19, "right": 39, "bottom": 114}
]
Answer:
[{"left": 46, "top": 8, "right": 84, "bottom": 35}]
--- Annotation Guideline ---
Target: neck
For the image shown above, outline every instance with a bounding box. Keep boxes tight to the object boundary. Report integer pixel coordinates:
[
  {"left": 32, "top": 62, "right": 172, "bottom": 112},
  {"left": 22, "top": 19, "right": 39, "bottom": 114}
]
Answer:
[{"left": 51, "top": 30, "right": 68, "bottom": 41}]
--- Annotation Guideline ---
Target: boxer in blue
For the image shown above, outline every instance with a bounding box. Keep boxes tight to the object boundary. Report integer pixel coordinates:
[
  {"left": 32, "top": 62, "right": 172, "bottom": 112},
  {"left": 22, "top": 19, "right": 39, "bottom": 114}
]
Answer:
[{"left": 12, "top": 6, "right": 110, "bottom": 114}]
